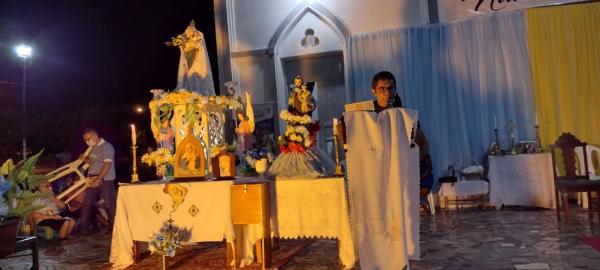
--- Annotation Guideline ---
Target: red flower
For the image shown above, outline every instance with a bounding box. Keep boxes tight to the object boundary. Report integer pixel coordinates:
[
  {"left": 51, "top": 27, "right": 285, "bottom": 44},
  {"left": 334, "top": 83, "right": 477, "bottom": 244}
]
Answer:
[{"left": 279, "top": 142, "right": 306, "bottom": 153}]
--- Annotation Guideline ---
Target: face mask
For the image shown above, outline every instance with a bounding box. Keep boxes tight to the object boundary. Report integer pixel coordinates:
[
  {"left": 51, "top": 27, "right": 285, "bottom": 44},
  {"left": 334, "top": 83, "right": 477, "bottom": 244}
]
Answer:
[{"left": 86, "top": 139, "right": 96, "bottom": 147}]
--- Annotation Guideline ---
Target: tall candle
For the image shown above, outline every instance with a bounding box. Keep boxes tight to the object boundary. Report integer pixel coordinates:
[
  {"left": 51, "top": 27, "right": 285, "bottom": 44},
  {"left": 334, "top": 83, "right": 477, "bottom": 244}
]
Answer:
[
  {"left": 535, "top": 112, "right": 539, "bottom": 125},
  {"left": 333, "top": 118, "right": 338, "bottom": 136},
  {"left": 131, "top": 124, "right": 136, "bottom": 145},
  {"left": 494, "top": 115, "right": 497, "bottom": 129}
]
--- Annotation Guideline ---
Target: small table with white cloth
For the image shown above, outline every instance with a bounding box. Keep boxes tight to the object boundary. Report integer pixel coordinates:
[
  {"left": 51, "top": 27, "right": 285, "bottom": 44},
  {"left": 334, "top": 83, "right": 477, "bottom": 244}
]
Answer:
[
  {"left": 438, "top": 180, "right": 489, "bottom": 209},
  {"left": 488, "top": 153, "right": 556, "bottom": 209},
  {"left": 109, "top": 180, "right": 235, "bottom": 269}
]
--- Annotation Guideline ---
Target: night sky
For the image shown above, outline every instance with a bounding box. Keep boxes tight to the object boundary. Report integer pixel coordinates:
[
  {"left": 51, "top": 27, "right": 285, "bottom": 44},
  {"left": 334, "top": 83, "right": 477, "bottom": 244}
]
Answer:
[{"left": 0, "top": 0, "right": 218, "bottom": 164}]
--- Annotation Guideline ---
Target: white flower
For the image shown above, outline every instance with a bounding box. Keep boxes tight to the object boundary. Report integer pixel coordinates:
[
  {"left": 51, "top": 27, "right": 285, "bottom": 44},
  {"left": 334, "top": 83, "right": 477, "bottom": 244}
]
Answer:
[
  {"left": 295, "top": 126, "right": 309, "bottom": 136},
  {"left": 166, "top": 247, "right": 176, "bottom": 257},
  {"left": 304, "top": 137, "right": 312, "bottom": 147},
  {"left": 280, "top": 110, "right": 312, "bottom": 124}
]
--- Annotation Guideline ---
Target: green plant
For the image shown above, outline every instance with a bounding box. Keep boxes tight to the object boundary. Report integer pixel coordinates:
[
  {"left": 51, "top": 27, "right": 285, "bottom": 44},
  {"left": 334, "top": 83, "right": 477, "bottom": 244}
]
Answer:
[{"left": 0, "top": 151, "right": 50, "bottom": 221}]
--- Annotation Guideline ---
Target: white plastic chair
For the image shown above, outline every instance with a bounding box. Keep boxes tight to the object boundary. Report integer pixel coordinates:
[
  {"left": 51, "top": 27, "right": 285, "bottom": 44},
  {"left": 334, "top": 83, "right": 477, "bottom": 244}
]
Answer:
[
  {"left": 575, "top": 145, "right": 600, "bottom": 208},
  {"left": 45, "top": 146, "right": 93, "bottom": 204}
]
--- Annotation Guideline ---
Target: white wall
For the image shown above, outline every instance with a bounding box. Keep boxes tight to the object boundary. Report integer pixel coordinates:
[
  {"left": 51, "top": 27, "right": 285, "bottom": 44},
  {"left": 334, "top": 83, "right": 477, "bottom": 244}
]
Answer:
[
  {"left": 438, "top": 0, "right": 587, "bottom": 22},
  {"left": 234, "top": 54, "right": 276, "bottom": 104},
  {"left": 278, "top": 11, "right": 343, "bottom": 58},
  {"left": 222, "top": 0, "right": 429, "bottom": 122},
  {"left": 230, "top": 0, "right": 429, "bottom": 52}
]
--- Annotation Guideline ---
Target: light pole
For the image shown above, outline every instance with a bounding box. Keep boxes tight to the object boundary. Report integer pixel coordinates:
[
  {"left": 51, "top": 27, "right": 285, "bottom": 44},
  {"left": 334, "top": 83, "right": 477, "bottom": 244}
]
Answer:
[{"left": 15, "top": 44, "right": 32, "bottom": 160}]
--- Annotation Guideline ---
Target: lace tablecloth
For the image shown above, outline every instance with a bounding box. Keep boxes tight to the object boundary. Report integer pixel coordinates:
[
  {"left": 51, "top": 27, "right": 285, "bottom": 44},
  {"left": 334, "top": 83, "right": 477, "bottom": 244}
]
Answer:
[
  {"left": 109, "top": 181, "right": 235, "bottom": 269},
  {"left": 245, "top": 178, "right": 356, "bottom": 269}
]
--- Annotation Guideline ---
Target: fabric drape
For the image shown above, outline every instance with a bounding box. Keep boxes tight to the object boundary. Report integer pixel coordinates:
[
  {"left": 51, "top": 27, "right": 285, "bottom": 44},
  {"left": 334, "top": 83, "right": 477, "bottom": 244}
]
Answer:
[
  {"left": 349, "top": 11, "right": 535, "bottom": 177},
  {"left": 526, "top": 2, "right": 600, "bottom": 148}
]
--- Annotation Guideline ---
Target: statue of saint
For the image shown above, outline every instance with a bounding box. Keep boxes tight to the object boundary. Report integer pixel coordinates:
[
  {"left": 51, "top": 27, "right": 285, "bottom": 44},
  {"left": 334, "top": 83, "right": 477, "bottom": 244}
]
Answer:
[
  {"left": 298, "top": 83, "right": 316, "bottom": 114},
  {"left": 288, "top": 76, "right": 303, "bottom": 114},
  {"left": 166, "top": 20, "right": 215, "bottom": 95},
  {"left": 159, "top": 120, "right": 175, "bottom": 152},
  {"left": 235, "top": 92, "right": 255, "bottom": 151},
  {"left": 287, "top": 76, "right": 315, "bottom": 115}
]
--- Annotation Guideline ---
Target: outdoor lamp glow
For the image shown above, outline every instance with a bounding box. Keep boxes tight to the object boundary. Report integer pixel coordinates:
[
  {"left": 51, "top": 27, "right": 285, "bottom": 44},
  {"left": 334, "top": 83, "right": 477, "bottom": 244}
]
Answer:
[{"left": 15, "top": 44, "right": 33, "bottom": 58}]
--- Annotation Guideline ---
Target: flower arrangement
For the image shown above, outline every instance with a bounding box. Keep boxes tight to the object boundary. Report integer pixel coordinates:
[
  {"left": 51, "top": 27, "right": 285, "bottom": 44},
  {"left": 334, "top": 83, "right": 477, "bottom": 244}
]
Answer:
[
  {"left": 243, "top": 147, "right": 275, "bottom": 168},
  {"left": 142, "top": 148, "right": 174, "bottom": 177},
  {"left": 210, "top": 144, "right": 236, "bottom": 158},
  {"left": 148, "top": 219, "right": 186, "bottom": 257},
  {"left": 279, "top": 110, "right": 312, "bottom": 125},
  {"left": 278, "top": 122, "right": 320, "bottom": 153},
  {"left": 148, "top": 90, "right": 242, "bottom": 110}
]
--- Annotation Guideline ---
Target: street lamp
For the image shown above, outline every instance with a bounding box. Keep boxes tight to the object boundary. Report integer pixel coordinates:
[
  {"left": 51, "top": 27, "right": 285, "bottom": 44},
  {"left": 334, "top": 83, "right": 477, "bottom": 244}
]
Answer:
[{"left": 15, "top": 44, "right": 32, "bottom": 160}]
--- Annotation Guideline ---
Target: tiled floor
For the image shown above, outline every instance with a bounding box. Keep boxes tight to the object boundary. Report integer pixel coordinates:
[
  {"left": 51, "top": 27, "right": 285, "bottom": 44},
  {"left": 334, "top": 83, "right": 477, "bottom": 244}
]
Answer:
[{"left": 2, "top": 206, "right": 600, "bottom": 270}]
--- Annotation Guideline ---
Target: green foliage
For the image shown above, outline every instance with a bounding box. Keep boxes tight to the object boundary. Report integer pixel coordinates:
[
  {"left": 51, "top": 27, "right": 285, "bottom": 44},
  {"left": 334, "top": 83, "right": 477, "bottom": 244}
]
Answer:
[{"left": 1, "top": 150, "right": 50, "bottom": 219}]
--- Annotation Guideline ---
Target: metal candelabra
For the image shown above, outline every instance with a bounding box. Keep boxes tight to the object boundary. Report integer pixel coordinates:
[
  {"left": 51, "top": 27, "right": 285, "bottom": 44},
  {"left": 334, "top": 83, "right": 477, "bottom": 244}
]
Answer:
[
  {"left": 131, "top": 145, "right": 139, "bottom": 183},
  {"left": 506, "top": 119, "right": 516, "bottom": 154},
  {"left": 333, "top": 135, "right": 343, "bottom": 176},
  {"left": 491, "top": 128, "right": 502, "bottom": 156},
  {"left": 535, "top": 125, "right": 544, "bottom": 153}
]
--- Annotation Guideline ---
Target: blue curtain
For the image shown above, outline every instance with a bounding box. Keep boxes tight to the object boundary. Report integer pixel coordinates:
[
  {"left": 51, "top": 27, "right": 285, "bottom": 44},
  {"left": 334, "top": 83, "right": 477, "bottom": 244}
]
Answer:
[{"left": 348, "top": 11, "right": 536, "bottom": 177}]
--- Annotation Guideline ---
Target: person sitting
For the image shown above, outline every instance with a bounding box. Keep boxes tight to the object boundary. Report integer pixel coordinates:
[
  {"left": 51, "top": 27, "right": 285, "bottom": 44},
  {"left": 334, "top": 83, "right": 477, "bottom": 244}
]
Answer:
[{"left": 29, "top": 181, "right": 76, "bottom": 241}]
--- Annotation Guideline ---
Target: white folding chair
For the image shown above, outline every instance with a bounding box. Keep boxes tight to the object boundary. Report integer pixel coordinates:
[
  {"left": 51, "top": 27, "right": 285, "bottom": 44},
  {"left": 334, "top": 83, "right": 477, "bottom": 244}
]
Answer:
[
  {"left": 45, "top": 146, "right": 93, "bottom": 204},
  {"left": 576, "top": 145, "right": 600, "bottom": 208}
]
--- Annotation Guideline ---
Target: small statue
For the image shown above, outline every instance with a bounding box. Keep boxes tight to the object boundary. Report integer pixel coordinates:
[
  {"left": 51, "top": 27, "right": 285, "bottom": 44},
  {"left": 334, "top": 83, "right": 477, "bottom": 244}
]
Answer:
[
  {"left": 298, "top": 83, "right": 316, "bottom": 114},
  {"left": 166, "top": 20, "right": 215, "bottom": 95},
  {"left": 159, "top": 120, "right": 175, "bottom": 152},
  {"left": 287, "top": 76, "right": 315, "bottom": 115},
  {"left": 235, "top": 91, "right": 255, "bottom": 151},
  {"left": 288, "top": 76, "right": 303, "bottom": 113}
]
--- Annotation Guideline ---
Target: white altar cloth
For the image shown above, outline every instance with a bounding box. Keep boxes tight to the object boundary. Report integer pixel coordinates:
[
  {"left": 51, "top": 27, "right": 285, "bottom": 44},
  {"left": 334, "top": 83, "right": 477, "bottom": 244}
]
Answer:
[
  {"left": 488, "top": 154, "right": 556, "bottom": 209},
  {"left": 345, "top": 108, "right": 419, "bottom": 270},
  {"left": 244, "top": 177, "right": 356, "bottom": 268},
  {"left": 109, "top": 181, "right": 235, "bottom": 269}
]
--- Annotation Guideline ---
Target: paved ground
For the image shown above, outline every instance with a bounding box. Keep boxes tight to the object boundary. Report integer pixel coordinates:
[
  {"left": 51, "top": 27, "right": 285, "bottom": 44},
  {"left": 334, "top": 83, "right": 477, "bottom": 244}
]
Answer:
[{"left": 2, "top": 206, "right": 600, "bottom": 269}]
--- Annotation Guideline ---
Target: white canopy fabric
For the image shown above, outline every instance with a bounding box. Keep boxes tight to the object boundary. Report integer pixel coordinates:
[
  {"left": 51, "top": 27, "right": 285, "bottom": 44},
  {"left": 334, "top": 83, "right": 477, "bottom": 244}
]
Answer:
[{"left": 348, "top": 11, "right": 535, "bottom": 178}]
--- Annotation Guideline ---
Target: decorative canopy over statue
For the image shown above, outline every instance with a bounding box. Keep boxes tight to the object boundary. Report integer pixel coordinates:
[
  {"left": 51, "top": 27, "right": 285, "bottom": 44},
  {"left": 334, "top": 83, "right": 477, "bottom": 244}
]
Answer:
[{"left": 166, "top": 20, "right": 215, "bottom": 95}]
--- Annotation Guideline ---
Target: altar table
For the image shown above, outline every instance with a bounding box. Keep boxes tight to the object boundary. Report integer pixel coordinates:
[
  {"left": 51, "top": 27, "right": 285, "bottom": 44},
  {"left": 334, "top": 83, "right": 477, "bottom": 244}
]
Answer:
[
  {"left": 109, "top": 181, "right": 235, "bottom": 269},
  {"left": 109, "top": 178, "right": 356, "bottom": 269},
  {"left": 488, "top": 153, "right": 555, "bottom": 209},
  {"left": 244, "top": 177, "right": 355, "bottom": 268}
]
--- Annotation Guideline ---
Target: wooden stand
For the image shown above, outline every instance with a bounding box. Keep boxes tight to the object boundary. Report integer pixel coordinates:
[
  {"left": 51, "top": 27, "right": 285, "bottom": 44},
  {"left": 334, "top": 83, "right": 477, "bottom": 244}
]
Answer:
[{"left": 230, "top": 182, "right": 271, "bottom": 269}]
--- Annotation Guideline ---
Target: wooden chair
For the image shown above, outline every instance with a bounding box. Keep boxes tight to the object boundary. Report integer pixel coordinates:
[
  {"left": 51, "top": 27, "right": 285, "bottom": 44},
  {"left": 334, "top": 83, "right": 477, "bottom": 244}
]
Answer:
[{"left": 550, "top": 133, "right": 600, "bottom": 223}]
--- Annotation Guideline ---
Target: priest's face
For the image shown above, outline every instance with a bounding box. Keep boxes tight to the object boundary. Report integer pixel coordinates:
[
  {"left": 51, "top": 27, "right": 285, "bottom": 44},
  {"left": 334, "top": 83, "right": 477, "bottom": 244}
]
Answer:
[{"left": 372, "top": 79, "right": 396, "bottom": 108}]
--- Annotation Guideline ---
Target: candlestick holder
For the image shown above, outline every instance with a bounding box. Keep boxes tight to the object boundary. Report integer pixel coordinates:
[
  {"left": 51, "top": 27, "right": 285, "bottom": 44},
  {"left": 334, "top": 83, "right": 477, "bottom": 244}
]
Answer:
[
  {"left": 333, "top": 135, "right": 343, "bottom": 176},
  {"left": 506, "top": 119, "right": 517, "bottom": 154},
  {"left": 535, "top": 125, "right": 544, "bottom": 153},
  {"left": 131, "top": 145, "right": 140, "bottom": 183},
  {"left": 490, "top": 129, "right": 502, "bottom": 156}
]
